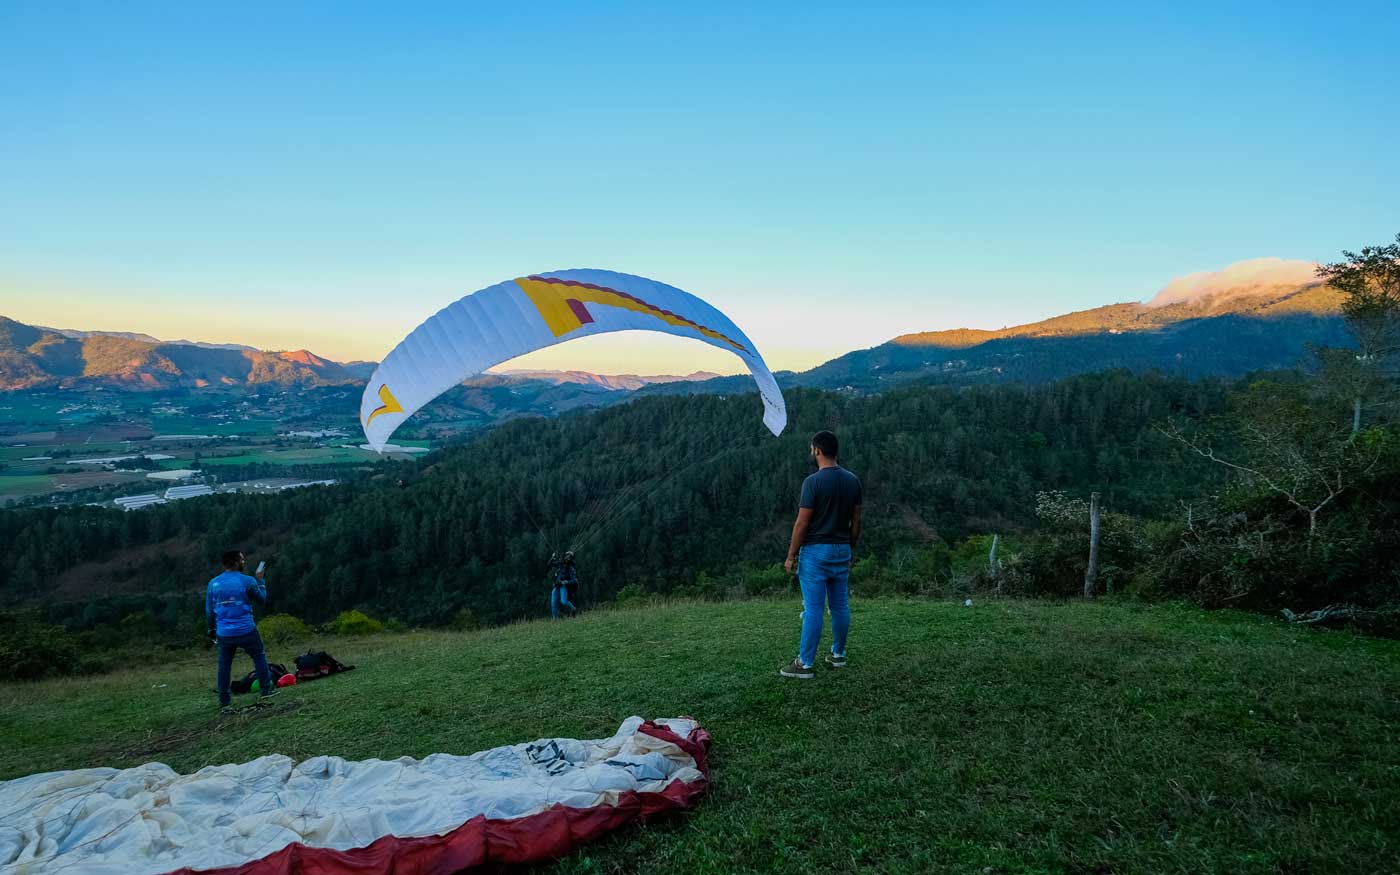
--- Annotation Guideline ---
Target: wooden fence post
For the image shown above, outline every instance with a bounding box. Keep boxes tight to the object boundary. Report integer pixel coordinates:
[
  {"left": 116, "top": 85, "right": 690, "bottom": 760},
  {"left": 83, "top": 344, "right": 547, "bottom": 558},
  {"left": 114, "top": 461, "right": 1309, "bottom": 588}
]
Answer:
[
  {"left": 1084, "top": 492, "right": 1100, "bottom": 598},
  {"left": 988, "top": 533, "right": 1001, "bottom": 595}
]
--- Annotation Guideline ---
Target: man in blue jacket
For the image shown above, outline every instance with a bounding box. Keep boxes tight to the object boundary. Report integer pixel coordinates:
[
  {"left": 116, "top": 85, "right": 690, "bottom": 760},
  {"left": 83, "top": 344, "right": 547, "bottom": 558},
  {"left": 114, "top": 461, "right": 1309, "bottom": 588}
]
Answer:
[{"left": 206, "top": 549, "right": 277, "bottom": 713}]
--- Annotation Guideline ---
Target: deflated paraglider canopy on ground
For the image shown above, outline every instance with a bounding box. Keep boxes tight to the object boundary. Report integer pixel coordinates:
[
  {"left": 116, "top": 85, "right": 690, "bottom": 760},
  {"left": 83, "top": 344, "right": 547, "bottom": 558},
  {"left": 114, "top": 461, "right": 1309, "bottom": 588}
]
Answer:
[{"left": 0, "top": 717, "right": 710, "bottom": 875}]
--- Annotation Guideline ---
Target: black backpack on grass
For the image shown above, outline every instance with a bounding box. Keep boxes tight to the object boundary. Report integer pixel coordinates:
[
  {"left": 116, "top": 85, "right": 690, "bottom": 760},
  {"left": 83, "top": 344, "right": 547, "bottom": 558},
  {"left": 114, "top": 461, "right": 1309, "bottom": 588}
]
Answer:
[{"left": 294, "top": 650, "right": 355, "bottom": 681}]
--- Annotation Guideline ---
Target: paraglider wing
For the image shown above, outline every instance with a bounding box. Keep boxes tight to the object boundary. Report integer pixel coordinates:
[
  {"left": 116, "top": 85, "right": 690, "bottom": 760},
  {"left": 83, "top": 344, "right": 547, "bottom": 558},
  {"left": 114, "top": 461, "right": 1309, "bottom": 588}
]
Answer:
[
  {"left": 0, "top": 717, "right": 710, "bottom": 874},
  {"left": 361, "top": 269, "right": 787, "bottom": 449}
]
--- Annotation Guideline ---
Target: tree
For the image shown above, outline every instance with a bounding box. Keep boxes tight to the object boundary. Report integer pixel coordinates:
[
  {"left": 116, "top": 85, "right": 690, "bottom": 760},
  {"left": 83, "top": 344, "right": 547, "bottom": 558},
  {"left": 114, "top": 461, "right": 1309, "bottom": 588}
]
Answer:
[
  {"left": 1160, "top": 380, "right": 1382, "bottom": 535},
  {"left": 1317, "top": 233, "right": 1400, "bottom": 436}
]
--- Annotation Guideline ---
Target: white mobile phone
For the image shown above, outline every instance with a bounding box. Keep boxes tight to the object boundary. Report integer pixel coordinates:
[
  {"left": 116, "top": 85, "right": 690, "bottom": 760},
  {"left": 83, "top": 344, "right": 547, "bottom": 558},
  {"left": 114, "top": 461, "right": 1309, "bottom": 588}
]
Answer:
[{"left": 256, "top": 561, "right": 266, "bottom": 574}]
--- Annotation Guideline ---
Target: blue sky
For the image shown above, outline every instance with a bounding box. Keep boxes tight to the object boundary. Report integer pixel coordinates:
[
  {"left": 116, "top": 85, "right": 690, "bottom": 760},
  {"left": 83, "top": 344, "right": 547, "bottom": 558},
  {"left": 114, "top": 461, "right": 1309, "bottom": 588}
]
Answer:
[{"left": 1, "top": 2, "right": 1396, "bottom": 373}]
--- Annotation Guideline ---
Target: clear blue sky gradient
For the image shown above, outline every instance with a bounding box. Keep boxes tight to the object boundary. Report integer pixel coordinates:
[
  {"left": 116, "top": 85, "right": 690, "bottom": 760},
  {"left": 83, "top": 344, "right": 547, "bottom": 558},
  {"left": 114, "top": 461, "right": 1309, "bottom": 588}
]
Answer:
[{"left": 2, "top": 2, "right": 1396, "bottom": 371}]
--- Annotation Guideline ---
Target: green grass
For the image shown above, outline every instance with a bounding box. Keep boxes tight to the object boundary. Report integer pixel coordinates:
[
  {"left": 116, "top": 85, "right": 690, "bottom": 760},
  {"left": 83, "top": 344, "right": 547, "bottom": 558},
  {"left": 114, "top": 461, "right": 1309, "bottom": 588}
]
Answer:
[
  {"left": 0, "top": 446, "right": 51, "bottom": 461},
  {"left": 3, "top": 599, "right": 1397, "bottom": 874},
  {"left": 0, "top": 473, "right": 58, "bottom": 496},
  {"left": 195, "top": 446, "right": 382, "bottom": 466},
  {"left": 0, "top": 440, "right": 124, "bottom": 461}
]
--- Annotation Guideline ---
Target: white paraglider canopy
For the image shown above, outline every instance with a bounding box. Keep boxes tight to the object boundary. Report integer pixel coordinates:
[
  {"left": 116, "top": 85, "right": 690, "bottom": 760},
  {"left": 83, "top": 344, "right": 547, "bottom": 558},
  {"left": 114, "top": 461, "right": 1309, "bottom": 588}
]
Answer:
[{"left": 360, "top": 269, "right": 787, "bottom": 450}]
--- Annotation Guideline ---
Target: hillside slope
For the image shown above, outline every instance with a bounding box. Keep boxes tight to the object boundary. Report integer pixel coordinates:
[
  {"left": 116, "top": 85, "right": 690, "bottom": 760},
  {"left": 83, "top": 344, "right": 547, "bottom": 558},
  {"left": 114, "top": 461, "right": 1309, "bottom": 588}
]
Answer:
[
  {"left": 3, "top": 599, "right": 1396, "bottom": 874},
  {"left": 794, "top": 282, "right": 1348, "bottom": 391},
  {"left": 632, "top": 281, "right": 1348, "bottom": 399},
  {"left": 2, "top": 375, "right": 1229, "bottom": 625},
  {"left": 889, "top": 281, "right": 1342, "bottom": 349}
]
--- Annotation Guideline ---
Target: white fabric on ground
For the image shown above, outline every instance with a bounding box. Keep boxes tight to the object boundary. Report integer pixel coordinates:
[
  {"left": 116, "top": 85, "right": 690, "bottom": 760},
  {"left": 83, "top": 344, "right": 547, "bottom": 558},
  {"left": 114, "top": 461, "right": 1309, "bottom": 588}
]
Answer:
[{"left": 0, "top": 716, "right": 699, "bottom": 875}]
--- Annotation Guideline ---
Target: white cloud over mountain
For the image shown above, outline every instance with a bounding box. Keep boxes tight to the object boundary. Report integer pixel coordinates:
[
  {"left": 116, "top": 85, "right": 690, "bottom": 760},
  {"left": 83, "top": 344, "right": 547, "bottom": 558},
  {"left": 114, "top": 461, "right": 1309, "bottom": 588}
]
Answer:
[{"left": 1147, "top": 258, "right": 1319, "bottom": 308}]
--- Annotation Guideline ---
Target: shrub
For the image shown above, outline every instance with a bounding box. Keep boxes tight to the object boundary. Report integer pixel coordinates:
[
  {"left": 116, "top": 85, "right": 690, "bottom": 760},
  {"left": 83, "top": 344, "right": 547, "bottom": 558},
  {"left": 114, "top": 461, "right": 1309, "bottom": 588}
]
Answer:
[
  {"left": 850, "top": 544, "right": 951, "bottom": 597},
  {"left": 449, "top": 608, "right": 479, "bottom": 631},
  {"left": 1142, "top": 484, "right": 1400, "bottom": 614},
  {"left": 259, "top": 614, "right": 310, "bottom": 644},
  {"left": 745, "top": 564, "right": 790, "bottom": 596},
  {"left": 326, "top": 609, "right": 384, "bottom": 636},
  {"left": 0, "top": 612, "right": 80, "bottom": 682},
  {"left": 990, "top": 491, "right": 1157, "bottom": 598},
  {"left": 613, "top": 583, "right": 650, "bottom": 608},
  {"left": 849, "top": 556, "right": 880, "bottom": 591}
]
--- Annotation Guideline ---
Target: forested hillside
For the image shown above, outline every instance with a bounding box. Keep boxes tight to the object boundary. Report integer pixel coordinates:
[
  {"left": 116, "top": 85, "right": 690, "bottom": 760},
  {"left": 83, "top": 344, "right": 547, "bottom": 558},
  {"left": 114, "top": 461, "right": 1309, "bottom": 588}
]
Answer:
[
  {"left": 6, "top": 238, "right": 1399, "bottom": 666},
  {"left": 0, "top": 373, "right": 1226, "bottom": 631}
]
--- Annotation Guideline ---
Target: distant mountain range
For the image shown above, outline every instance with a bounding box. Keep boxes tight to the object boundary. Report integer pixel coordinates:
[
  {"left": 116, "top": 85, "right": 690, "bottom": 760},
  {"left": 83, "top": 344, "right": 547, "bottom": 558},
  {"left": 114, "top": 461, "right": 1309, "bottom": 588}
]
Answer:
[
  {"left": 34, "top": 326, "right": 257, "bottom": 352},
  {"left": 0, "top": 258, "right": 1354, "bottom": 396},
  {"left": 490, "top": 368, "right": 721, "bottom": 391},
  {"left": 0, "top": 317, "right": 358, "bottom": 390},
  {"left": 791, "top": 276, "right": 1347, "bottom": 392},
  {"left": 0, "top": 317, "right": 725, "bottom": 394},
  {"left": 638, "top": 265, "right": 1349, "bottom": 397}
]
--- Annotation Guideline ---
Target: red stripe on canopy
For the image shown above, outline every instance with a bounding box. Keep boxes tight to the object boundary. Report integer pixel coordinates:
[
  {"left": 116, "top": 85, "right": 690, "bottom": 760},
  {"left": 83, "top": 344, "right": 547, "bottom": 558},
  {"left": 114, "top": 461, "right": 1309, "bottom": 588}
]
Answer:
[{"left": 565, "top": 298, "right": 595, "bottom": 324}]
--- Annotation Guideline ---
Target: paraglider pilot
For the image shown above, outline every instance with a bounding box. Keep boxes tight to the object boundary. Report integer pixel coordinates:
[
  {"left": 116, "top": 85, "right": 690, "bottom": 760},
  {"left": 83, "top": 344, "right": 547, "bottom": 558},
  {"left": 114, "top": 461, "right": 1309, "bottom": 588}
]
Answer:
[
  {"left": 206, "top": 549, "right": 277, "bottom": 713},
  {"left": 549, "top": 551, "right": 580, "bottom": 618},
  {"left": 780, "top": 431, "right": 862, "bottom": 679}
]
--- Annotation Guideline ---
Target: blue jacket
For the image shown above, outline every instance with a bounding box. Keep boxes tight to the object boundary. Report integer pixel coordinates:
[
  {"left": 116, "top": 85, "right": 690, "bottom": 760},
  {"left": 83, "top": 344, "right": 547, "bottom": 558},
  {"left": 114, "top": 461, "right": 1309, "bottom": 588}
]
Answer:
[
  {"left": 205, "top": 570, "right": 267, "bottom": 637},
  {"left": 552, "top": 563, "right": 577, "bottom": 588}
]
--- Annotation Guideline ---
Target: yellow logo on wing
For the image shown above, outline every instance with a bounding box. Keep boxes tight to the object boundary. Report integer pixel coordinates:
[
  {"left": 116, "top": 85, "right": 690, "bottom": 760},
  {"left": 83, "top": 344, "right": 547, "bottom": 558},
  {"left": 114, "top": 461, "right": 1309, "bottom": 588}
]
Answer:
[
  {"left": 365, "top": 383, "right": 403, "bottom": 426},
  {"left": 514, "top": 275, "right": 747, "bottom": 353}
]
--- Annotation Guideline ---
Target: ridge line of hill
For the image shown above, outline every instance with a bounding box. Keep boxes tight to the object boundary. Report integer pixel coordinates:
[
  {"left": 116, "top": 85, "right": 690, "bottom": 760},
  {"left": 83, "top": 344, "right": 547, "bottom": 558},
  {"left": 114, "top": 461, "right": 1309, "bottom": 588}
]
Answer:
[{"left": 1, "top": 278, "right": 1345, "bottom": 393}]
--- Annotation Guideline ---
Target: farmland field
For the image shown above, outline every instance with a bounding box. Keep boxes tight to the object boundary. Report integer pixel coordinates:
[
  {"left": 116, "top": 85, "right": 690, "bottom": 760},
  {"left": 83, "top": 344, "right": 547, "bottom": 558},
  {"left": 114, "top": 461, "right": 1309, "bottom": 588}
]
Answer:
[
  {"left": 0, "top": 474, "right": 56, "bottom": 498},
  {"left": 1, "top": 387, "right": 466, "bottom": 505},
  {"left": 148, "top": 416, "right": 282, "bottom": 436},
  {"left": 0, "top": 470, "right": 148, "bottom": 502},
  {"left": 196, "top": 447, "right": 383, "bottom": 466}
]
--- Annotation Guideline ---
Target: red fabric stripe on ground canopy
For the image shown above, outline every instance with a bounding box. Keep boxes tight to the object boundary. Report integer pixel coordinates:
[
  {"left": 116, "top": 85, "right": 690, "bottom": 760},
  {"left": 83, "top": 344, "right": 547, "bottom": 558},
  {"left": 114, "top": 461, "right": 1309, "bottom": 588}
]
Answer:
[{"left": 162, "top": 721, "right": 710, "bottom": 875}]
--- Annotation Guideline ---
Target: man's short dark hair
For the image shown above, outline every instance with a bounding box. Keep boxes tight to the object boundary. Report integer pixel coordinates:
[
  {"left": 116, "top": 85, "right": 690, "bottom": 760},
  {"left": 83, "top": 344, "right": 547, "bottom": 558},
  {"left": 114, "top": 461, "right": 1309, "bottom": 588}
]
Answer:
[
  {"left": 221, "top": 550, "right": 243, "bottom": 569},
  {"left": 811, "top": 430, "right": 839, "bottom": 460}
]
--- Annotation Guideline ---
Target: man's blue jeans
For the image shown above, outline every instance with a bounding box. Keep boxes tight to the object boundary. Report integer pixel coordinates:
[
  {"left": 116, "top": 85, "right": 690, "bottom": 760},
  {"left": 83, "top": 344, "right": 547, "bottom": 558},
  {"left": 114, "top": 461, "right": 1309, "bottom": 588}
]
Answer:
[
  {"left": 551, "top": 585, "right": 577, "bottom": 618},
  {"left": 217, "top": 629, "right": 273, "bottom": 706},
  {"left": 797, "top": 542, "right": 852, "bottom": 668}
]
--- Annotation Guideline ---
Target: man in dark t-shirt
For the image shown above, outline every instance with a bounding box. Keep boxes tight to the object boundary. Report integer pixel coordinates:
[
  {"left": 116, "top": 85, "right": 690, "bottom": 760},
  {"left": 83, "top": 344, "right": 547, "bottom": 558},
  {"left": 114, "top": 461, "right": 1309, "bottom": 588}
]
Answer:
[{"left": 780, "top": 430, "right": 862, "bottom": 679}]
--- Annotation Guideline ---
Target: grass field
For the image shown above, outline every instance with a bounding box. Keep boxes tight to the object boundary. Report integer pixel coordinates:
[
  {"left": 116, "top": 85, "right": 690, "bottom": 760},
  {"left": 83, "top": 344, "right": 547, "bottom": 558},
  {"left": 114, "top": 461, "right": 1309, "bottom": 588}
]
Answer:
[
  {"left": 0, "top": 396, "right": 116, "bottom": 423},
  {"left": 0, "top": 473, "right": 58, "bottom": 497},
  {"left": 0, "top": 440, "right": 134, "bottom": 460},
  {"left": 195, "top": 446, "right": 383, "bottom": 466},
  {"left": 2, "top": 599, "right": 1397, "bottom": 874},
  {"left": 0, "top": 445, "right": 53, "bottom": 461}
]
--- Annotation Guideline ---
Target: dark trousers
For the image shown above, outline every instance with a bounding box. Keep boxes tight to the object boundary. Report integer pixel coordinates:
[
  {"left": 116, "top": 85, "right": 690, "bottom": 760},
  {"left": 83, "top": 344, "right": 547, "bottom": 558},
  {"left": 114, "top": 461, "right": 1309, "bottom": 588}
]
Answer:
[{"left": 216, "top": 629, "right": 273, "bottom": 706}]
